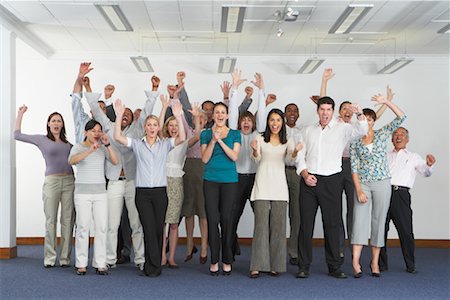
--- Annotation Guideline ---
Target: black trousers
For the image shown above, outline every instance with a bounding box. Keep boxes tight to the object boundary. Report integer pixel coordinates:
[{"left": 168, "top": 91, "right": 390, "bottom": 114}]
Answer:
[
  {"left": 203, "top": 180, "right": 237, "bottom": 265},
  {"left": 380, "top": 187, "right": 415, "bottom": 270},
  {"left": 298, "top": 172, "right": 344, "bottom": 272},
  {"left": 135, "top": 187, "right": 168, "bottom": 276},
  {"left": 339, "top": 159, "right": 354, "bottom": 252},
  {"left": 232, "top": 174, "right": 255, "bottom": 258},
  {"left": 116, "top": 205, "right": 132, "bottom": 258}
]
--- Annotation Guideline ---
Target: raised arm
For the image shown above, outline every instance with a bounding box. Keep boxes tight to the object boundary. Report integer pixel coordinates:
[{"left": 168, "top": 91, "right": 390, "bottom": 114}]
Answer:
[
  {"left": 320, "top": 68, "right": 334, "bottom": 98},
  {"left": 375, "top": 85, "right": 394, "bottom": 120},
  {"left": 172, "top": 101, "right": 186, "bottom": 146},
  {"left": 113, "top": 99, "right": 129, "bottom": 146},
  {"left": 15, "top": 105, "right": 27, "bottom": 131},
  {"left": 252, "top": 73, "right": 267, "bottom": 133},
  {"left": 73, "top": 62, "right": 92, "bottom": 94},
  {"left": 229, "top": 68, "right": 247, "bottom": 130},
  {"left": 177, "top": 71, "right": 193, "bottom": 127},
  {"left": 371, "top": 93, "right": 404, "bottom": 118},
  {"left": 158, "top": 94, "right": 171, "bottom": 136},
  {"left": 238, "top": 86, "right": 253, "bottom": 115},
  {"left": 187, "top": 102, "right": 201, "bottom": 147}
]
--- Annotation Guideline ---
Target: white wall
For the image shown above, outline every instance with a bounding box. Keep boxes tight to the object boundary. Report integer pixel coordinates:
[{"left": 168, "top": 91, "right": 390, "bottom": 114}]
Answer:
[{"left": 15, "top": 39, "right": 449, "bottom": 239}]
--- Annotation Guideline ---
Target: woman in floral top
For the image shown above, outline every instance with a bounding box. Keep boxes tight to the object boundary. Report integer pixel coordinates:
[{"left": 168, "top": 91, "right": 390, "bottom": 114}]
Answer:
[{"left": 350, "top": 90, "right": 406, "bottom": 278}]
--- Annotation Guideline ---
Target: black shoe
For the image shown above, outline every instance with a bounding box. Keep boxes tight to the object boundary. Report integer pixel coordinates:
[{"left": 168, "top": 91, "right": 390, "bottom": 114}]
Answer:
[
  {"left": 270, "top": 271, "right": 281, "bottom": 277},
  {"left": 184, "top": 245, "right": 198, "bottom": 262},
  {"left": 116, "top": 255, "right": 130, "bottom": 265},
  {"left": 406, "top": 268, "right": 417, "bottom": 274},
  {"left": 328, "top": 269, "right": 348, "bottom": 279},
  {"left": 353, "top": 265, "right": 363, "bottom": 278},
  {"left": 296, "top": 270, "right": 310, "bottom": 279},
  {"left": 222, "top": 270, "right": 231, "bottom": 276},
  {"left": 168, "top": 263, "right": 179, "bottom": 269},
  {"left": 370, "top": 265, "right": 380, "bottom": 277},
  {"left": 60, "top": 264, "right": 71, "bottom": 268},
  {"left": 96, "top": 269, "right": 109, "bottom": 275},
  {"left": 379, "top": 265, "right": 388, "bottom": 272},
  {"left": 289, "top": 257, "right": 299, "bottom": 265},
  {"left": 209, "top": 270, "right": 219, "bottom": 276},
  {"left": 76, "top": 268, "right": 87, "bottom": 275},
  {"left": 248, "top": 271, "right": 260, "bottom": 279},
  {"left": 44, "top": 264, "right": 54, "bottom": 268}
]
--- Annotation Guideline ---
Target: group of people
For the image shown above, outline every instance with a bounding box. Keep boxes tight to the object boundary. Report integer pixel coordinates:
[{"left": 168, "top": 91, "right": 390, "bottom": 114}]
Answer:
[{"left": 14, "top": 64, "right": 436, "bottom": 279}]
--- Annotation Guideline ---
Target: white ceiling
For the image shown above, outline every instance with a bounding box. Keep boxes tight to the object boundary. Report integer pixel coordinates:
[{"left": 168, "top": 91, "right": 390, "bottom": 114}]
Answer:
[{"left": 1, "top": 0, "right": 449, "bottom": 59}]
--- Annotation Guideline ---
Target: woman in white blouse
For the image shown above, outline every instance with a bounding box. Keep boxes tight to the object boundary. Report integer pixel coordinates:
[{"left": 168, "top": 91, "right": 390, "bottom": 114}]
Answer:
[{"left": 249, "top": 108, "right": 302, "bottom": 278}]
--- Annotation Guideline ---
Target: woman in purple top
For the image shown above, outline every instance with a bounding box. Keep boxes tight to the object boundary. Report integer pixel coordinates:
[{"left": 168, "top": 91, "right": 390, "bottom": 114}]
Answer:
[{"left": 14, "top": 105, "right": 75, "bottom": 268}]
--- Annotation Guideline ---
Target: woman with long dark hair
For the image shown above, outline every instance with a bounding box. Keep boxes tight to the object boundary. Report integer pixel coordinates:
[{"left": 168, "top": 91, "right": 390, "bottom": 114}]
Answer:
[
  {"left": 14, "top": 105, "right": 75, "bottom": 268},
  {"left": 249, "top": 108, "right": 302, "bottom": 278}
]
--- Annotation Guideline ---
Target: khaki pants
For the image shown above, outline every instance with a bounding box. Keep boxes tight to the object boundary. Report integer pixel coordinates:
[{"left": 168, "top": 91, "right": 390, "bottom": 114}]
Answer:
[{"left": 42, "top": 174, "right": 75, "bottom": 266}]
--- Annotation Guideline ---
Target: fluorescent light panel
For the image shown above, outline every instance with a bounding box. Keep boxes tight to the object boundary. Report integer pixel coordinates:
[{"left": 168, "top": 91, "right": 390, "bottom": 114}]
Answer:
[
  {"left": 221, "top": 6, "right": 246, "bottom": 32},
  {"left": 437, "top": 23, "right": 450, "bottom": 33},
  {"left": 378, "top": 58, "right": 414, "bottom": 74},
  {"left": 218, "top": 57, "right": 237, "bottom": 73},
  {"left": 298, "top": 58, "right": 325, "bottom": 74},
  {"left": 329, "top": 4, "right": 373, "bottom": 34},
  {"left": 95, "top": 4, "right": 133, "bottom": 32},
  {"left": 130, "top": 56, "right": 154, "bottom": 72}
]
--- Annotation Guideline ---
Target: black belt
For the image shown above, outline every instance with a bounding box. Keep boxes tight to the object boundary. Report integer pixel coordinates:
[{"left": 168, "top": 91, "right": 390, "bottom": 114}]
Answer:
[
  {"left": 285, "top": 166, "right": 297, "bottom": 170},
  {"left": 239, "top": 173, "right": 255, "bottom": 177},
  {"left": 118, "top": 177, "right": 127, "bottom": 181},
  {"left": 392, "top": 185, "right": 410, "bottom": 191}
]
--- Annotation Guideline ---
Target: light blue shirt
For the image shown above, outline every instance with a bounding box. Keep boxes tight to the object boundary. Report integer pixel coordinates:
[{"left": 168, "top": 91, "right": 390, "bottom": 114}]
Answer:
[{"left": 127, "top": 137, "right": 175, "bottom": 188}]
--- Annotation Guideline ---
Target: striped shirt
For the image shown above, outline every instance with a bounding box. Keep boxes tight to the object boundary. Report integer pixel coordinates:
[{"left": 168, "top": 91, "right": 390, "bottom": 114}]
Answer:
[{"left": 69, "top": 143, "right": 109, "bottom": 194}]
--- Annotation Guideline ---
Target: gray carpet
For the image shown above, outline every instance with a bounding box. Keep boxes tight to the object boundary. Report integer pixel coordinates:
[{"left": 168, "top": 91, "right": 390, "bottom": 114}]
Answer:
[{"left": 0, "top": 245, "right": 449, "bottom": 299}]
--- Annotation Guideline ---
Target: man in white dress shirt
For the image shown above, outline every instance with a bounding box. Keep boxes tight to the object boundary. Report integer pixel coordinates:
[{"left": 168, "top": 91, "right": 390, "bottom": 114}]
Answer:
[
  {"left": 295, "top": 96, "right": 367, "bottom": 279},
  {"left": 379, "top": 127, "right": 436, "bottom": 274}
]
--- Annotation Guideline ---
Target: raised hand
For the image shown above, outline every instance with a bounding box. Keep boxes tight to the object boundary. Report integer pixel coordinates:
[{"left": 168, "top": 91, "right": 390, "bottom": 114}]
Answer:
[
  {"left": 322, "top": 68, "right": 334, "bottom": 81},
  {"left": 160, "top": 94, "right": 170, "bottom": 109},
  {"left": 231, "top": 68, "right": 246, "bottom": 88},
  {"left": 265, "top": 94, "right": 277, "bottom": 106},
  {"left": 251, "top": 72, "right": 264, "bottom": 90},
  {"left": 250, "top": 139, "right": 259, "bottom": 151},
  {"left": 174, "top": 84, "right": 184, "bottom": 99},
  {"left": 114, "top": 99, "right": 125, "bottom": 116},
  {"left": 350, "top": 103, "right": 362, "bottom": 114},
  {"left": 90, "top": 142, "right": 100, "bottom": 152},
  {"left": 371, "top": 94, "right": 388, "bottom": 105},
  {"left": 426, "top": 154, "right": 436, "bottom": 166},
  {"left": 176, "top": 71, "right": 186, "bottom": 84},
  {"left": 79, "top": 62, "right": 93, "bottom": 78},
  {"left": 188, "top": 102, "right": 201, "bottom": 117},
  {"left": 295, "top": 143, "right": 303, "bottom": 152},
  {"left": 17, "top": 105, "right": 28, "bottom": 115},
  {"left": 151, "top": 75, "right": 160, "bottom": 89},
  {"left": 310, "top": 95, "right": 320, "bottom": 104},
  {"left": 386, "top": 85, "right": 395, "bottom": 102},
  {"left": 221, "top": 81, "right": 231, "bottom": 98},
  {"left": 167, "top": 85, "right": 177, "bottom": 98},
  {"left": 82, "top": 76, "right": 90, "bottom": 87},
  {"left": 245, "top": 86, "right": 254, "bottom": 98},
  {"left": 101, "top": 133, "right": 110, "bottom": 145}
]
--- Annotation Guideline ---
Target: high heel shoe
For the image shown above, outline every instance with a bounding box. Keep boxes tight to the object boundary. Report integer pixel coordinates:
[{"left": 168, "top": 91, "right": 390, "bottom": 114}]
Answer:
[
  {"left": 354, "top": 265, "right": 363, "bottom": 278},
  {"left": 222, "top": 264, "right": 232, "bottom": 276},
  {"left": 184, "top": 245, "right": 198, "bottom": 262},
  {"left": 199, "top": 255, "right": 207, "bottom": 264},
  {"left": 370, "top": 264, "right": 380, "bottom": 277}
]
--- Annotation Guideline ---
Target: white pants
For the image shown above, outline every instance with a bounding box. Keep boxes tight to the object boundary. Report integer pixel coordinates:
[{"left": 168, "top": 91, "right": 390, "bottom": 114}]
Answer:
[
  {"left": 74, "top": 193, "right": 108, "bottom": 269},
  {"left": 106, "top": 180, "right": 145, "bottom": 265}
]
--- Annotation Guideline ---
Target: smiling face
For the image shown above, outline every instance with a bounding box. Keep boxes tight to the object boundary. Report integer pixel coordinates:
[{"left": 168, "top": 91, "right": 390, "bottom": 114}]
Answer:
[
  {"left": 285, "top": 104, "right": 299, "bottom": 127},
  {"left": 339, "top": 102, "right": 353, "bottom": 123},
  {"left": 240, "top": 116, "right": 254, "bottom": 134},
  {"left": 268, "top": 112, "right": 283, "bottom": 135},
  {"left": 317, "top": 103, "right": 334, "bottom": 127},
  {"left": 85, "top": 124, "right": 102, "bottom": 144},
  {"left": 144, "top": 116, "right": 160, "bottom": 138},
  {"left": 202, "top": 102, "right": 214, "bottom": 122},
  {"left": 212, "top": 104, "right": 228, "bottom": 127},
  {"left": 167, "top": 119, "right": 179, "bottom": 138},
  {"left": 47, "top": 114, "right": 64, "bottom": 137},
  {"left": 121, "top": 108, "right": 133, "bottom": 128},
  {"left": 392, "top": 127, "right": 409, "bottom": 151}
]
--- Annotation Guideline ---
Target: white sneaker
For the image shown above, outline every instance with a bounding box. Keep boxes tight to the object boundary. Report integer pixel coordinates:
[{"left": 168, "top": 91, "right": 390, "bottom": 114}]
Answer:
[{"left": 136, "top": 263, "right": 144, "bottom": 271}]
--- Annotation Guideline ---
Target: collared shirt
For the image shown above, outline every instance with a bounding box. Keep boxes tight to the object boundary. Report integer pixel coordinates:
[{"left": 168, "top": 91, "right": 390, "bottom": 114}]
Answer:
[
  {"left": 388, "top": 148, "right": 433, "bottom": 188},
  {"left": 296, "top": 116, "right": 368, "bottom": 176},
  {"left": 285, "top": 125, "right": 303, "bottom": 167},
  {"left": 127, "top": 137, "right": 175, "bottom": 188},
  {"left": 85, "top": 91, "right": 158, "bottom": 181},
  {"left": 350, "top": 115, "right": 407, "bottom": 183}
]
